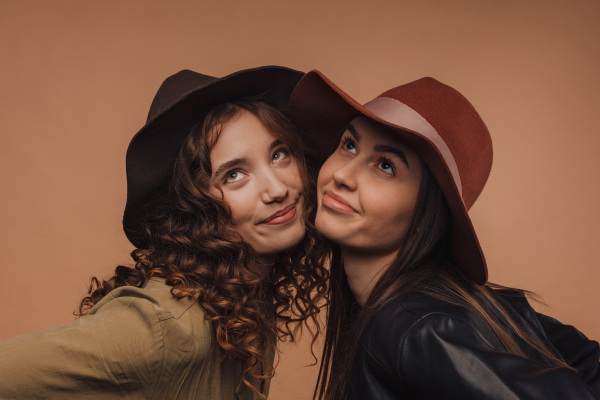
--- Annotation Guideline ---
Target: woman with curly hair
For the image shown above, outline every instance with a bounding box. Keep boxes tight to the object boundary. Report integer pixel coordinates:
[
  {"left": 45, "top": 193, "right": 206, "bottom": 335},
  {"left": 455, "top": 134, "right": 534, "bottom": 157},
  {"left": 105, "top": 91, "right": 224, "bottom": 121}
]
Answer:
[
  {"left": 288, "top": 71, "right": 599, "bottom": 399},
  {"left": 0, "top": 66, "right": 328, "bottom": 400}
]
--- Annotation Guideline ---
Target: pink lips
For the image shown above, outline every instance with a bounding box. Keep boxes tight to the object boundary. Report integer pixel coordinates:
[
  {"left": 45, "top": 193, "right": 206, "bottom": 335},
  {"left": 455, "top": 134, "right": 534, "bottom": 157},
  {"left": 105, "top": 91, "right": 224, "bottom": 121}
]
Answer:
[
  {"left": 322, "top": 191, "right": 357, "bottom": 214},
  {"left": 261, "top": 203, "right": 297, "bottom": 225}
]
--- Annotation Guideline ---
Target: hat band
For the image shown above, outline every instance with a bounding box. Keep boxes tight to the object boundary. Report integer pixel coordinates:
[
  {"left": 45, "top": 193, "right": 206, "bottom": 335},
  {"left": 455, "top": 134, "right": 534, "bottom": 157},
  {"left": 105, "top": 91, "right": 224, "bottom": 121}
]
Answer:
[{"left": 364, "top": 96, "right": 463, "bottom": 198}]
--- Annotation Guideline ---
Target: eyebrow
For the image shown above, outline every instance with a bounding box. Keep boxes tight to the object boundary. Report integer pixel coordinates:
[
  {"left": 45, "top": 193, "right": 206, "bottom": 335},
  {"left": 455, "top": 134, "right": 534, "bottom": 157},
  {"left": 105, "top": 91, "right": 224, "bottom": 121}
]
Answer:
[
  {"left": 347, "top": 122, "right": 410, "bottom": 168},
  {"left": 374, "top": 144, "right": 410, "bottom": 168},
  {"left": 212, "top": 157, "right": 246, "bottom": 179},
  {"left": 346, "top": 123, "right": 361, "bottom": 141},
  {"left": 269, "top": 139, "right": 283, "bottom": 151}
]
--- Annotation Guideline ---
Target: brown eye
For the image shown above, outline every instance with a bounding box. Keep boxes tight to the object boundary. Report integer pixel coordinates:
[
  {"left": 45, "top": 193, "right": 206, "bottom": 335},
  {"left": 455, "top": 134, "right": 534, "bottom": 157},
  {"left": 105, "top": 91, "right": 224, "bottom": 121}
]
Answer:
[
  {"left": 378, "top": 158, "right": 395, "bottom": 175},
  {"left": 341, "top": 136, "right": 356, "bottom": 153}
]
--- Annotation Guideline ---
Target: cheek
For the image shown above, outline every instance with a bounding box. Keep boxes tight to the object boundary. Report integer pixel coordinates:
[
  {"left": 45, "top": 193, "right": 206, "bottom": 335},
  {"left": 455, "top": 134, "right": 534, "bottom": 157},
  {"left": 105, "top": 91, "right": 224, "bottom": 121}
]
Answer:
[
  {"left": 288, "top": 163, "right": 305, "bottom": 193},
  {"left": 221, "top": 191, "right": 254, "bottom": 226},
  {"left": 361, "top": 187, "right": 416, "bottom": 240},
  {"left": 317, "top": 157, "right": 336, "bottom": 189},
  {"left": 275, "top": 160, "right": 305, "bottom": 199}
]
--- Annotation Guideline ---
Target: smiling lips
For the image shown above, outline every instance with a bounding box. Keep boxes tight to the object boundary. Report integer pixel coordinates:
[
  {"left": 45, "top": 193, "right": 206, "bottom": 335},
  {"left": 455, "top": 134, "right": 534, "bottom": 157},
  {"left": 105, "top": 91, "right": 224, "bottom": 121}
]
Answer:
[
  {"left": 322, "top": 191, "right": 357, "bottom": 214},
  {"left": 261, "top": 203, "right": 297, "bottom": 225}
]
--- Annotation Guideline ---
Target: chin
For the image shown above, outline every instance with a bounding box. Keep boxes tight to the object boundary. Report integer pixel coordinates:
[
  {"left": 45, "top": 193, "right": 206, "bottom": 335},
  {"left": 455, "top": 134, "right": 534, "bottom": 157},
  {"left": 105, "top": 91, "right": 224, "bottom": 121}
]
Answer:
[
  {"left": 256, "top": 224, "right": 306, "bottom": 255},
  {"left": 315, "top": 212, "right": 342, "bottom": 243}
]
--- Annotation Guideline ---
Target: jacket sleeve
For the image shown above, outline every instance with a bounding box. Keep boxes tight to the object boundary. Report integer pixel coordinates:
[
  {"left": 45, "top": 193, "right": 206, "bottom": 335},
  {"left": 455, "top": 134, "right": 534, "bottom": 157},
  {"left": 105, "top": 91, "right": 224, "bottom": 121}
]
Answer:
[
  {"left": 358, "top": 313, "right": 599, "bottom": 400},
  {"left": 0, "top": 294, "right": 164, "bottom": 400},
  {"left": 536, "top": 312, "right": 600, "bottom": 393}
]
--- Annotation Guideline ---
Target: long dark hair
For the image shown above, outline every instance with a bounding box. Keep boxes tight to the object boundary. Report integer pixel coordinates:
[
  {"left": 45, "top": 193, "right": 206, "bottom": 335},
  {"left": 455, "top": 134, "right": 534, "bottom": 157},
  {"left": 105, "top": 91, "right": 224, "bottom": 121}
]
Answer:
[
  {"left": 77, "top": 100, "right": 329, "bottom": 398},
  {"left": 315, "top": 164, "right": 575, "bottom": 400}
]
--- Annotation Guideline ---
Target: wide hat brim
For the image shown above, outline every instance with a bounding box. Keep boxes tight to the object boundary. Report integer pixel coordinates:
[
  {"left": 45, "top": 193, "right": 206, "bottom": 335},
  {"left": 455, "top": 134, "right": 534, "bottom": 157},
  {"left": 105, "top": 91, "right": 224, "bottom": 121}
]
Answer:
[
  {"left": 123, "top": 66, "right": 304, "bottom": 248},
  {"left": 289, "top": 71, "right": 491, "bottom": 285}
]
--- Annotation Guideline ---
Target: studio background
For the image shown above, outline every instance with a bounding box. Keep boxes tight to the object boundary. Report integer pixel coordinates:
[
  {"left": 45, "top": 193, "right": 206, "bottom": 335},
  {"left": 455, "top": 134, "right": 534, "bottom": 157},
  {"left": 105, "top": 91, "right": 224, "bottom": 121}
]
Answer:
[{"left": 1, "top": 1, "right": 599, "bottom": 398}]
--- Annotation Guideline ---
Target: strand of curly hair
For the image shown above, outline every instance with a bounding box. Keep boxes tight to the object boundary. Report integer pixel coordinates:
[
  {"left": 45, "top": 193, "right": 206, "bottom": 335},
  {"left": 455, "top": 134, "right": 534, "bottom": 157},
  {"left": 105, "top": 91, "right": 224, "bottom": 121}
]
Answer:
[{"left": 77, "top": 101, "right": 330, "bottom": 398}]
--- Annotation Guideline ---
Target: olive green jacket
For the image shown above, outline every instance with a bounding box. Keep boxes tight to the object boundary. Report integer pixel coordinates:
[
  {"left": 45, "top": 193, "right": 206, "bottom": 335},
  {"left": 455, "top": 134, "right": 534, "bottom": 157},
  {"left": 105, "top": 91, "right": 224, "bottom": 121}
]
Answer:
[{"left": 0, "top": 278, "right": 272, "bottom": 399}]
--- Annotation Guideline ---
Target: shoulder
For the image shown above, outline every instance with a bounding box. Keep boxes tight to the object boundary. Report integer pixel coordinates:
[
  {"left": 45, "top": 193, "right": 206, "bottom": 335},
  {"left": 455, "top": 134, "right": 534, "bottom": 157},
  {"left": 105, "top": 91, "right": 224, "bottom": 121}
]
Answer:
[
  {"left": 84, "top": 277, "right": 210, "bottom": 344},
  {"left": 86, "top": 278, "right": 210, "bottom": 340},
  {"left": 350, "top": 292, "right": 498, "bottom": 398},
  {"left": 363, "top": 290, "right": 498, "bottom": 351},
  {"left": 353, "top": 291, "right": 600, "bottom": 400},
  {"left": 358, "top": 291, "right": 503, "bottom": 379},
  {"left": 88, "top": 278, "right": 212, "bottom": 361},
  {"left": 89, "top": 277, "right": 200, "bottom": 320},
  {"left": 88, "top": 278, "right": 214, "bottom": 386}
]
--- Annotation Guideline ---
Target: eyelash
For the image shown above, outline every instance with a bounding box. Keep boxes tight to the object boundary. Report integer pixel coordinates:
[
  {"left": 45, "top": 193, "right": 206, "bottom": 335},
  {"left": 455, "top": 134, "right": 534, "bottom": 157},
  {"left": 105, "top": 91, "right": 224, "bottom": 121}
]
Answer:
[
  {"left": 273, "top": 147, "right": 290, "bottom": 162},
  {"left": 377, "top": 157, "right": 395, "bottom": 175},
  {"left": 222, "top": 169, "right": 245, "bottom": 184},
  {"left": 340, "top": 136, "right": 356, "bottom": 152}
]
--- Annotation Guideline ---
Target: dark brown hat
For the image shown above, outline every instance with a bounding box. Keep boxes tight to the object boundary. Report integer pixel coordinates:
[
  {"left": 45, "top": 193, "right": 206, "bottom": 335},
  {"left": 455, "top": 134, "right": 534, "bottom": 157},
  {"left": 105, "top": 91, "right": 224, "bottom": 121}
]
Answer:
[
  {"left": 288, "top": 71, "right": 492, "bottom": 284},
  {"left": 123, "top": 66, "right": 304, "bottom": 248}
]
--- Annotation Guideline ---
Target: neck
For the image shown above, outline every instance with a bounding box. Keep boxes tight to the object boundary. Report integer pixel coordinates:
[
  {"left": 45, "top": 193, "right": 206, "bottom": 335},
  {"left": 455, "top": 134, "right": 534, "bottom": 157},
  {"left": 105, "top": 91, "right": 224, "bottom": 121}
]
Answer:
[
  {"left": 254, "top": 266, "right": 272, "bottom": 280},
  {"left": 253, "top": 255, "right": 277, "bottom": 280},
  {"left": 341, "top": 247, "right": 398, "bottom": 307}
]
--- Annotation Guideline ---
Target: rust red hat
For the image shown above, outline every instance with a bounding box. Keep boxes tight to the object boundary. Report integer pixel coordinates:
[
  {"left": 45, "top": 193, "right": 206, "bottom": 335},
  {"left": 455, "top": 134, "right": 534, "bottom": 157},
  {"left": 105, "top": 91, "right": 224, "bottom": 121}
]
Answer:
[
  {"left": 288, "top": 71, "right": 492, "bottom": 284},
  {"left": 123, "top": 66, "right": 304, "bottom": 248}
]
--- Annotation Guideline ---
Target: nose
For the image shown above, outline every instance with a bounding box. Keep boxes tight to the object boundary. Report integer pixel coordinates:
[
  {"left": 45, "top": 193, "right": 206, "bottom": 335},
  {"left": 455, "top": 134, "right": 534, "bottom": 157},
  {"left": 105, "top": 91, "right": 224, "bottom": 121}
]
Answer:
[
  {"left": 260, "top": 170, "right": 289, "bottom": 203},
  {"left": 332, "top": 159, "right": 358, "bottom": 191}
]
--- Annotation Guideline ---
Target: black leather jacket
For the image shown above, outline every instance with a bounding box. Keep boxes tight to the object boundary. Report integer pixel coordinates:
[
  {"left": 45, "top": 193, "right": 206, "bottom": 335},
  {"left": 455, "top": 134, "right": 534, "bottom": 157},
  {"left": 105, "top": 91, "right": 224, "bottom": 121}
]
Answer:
[{"left": 349, "top": 290, "right": 600, "bottom": 399}]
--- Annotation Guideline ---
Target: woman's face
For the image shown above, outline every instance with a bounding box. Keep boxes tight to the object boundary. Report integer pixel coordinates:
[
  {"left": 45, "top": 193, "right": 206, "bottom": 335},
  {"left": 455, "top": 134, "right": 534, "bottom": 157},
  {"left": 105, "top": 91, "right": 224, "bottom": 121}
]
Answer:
[
  {"left": 315, "top": 116, "right": 423, "bottom": 257},
  {"left": 209, "top": 110, "right": 305, "bottom": 254}
]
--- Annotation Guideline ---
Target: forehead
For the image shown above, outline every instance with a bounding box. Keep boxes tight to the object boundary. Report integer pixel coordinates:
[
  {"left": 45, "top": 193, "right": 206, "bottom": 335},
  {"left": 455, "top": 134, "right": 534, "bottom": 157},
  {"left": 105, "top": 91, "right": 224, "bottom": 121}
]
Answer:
[
  {"left": 209, "top": 111, "right": 277, "bottom": 162},
  {"left": 349, "top": 116, "right": 414, "bottom": 152}
]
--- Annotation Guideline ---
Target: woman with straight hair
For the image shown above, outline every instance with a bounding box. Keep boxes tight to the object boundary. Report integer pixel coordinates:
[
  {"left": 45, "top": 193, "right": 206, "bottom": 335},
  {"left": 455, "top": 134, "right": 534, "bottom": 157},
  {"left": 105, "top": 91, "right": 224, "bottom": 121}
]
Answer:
[
  {"left": 0, "top": 66, "right": 328, "bottom": 400},
  {"left": 288, "top": 70, "right": 600, "bottom": 399}
]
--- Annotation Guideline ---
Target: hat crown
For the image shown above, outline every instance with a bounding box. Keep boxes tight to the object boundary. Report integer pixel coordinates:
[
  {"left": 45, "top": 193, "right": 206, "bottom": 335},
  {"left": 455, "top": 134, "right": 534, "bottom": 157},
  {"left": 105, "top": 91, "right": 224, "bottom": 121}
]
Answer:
[
  {"left": 377, "top": 77, "right": 492, "bottom": 209},
  {"left": 146, "top": 70, "right": 217, "bottom": 123}
]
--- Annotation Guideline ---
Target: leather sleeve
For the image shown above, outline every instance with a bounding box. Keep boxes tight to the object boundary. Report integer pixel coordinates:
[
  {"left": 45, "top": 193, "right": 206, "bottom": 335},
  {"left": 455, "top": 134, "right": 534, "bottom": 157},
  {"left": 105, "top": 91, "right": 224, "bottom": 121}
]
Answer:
[
  {"left": 355, "top": 312, "right": 600, "bottom": 400},
  {"left": 396, "top": 314, "right": 599, "bottom": 399},
  {"left": 536, "top": 312, "right": 600, "bottom": 393}
]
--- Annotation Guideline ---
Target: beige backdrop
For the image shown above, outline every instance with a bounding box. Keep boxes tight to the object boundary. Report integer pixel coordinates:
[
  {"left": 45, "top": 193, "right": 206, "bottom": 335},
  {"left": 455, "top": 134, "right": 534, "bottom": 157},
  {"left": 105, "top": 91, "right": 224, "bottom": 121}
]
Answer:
[{"left": 1, "top": 1, "right": 599, "bottom": 398}]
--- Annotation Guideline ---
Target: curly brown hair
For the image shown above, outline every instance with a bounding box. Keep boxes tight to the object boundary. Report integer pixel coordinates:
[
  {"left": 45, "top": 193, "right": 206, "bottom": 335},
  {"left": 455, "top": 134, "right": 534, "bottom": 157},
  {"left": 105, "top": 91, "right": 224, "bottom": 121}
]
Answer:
[{"left": 78, "top": 100, "right": 329, "bottom": 397}]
